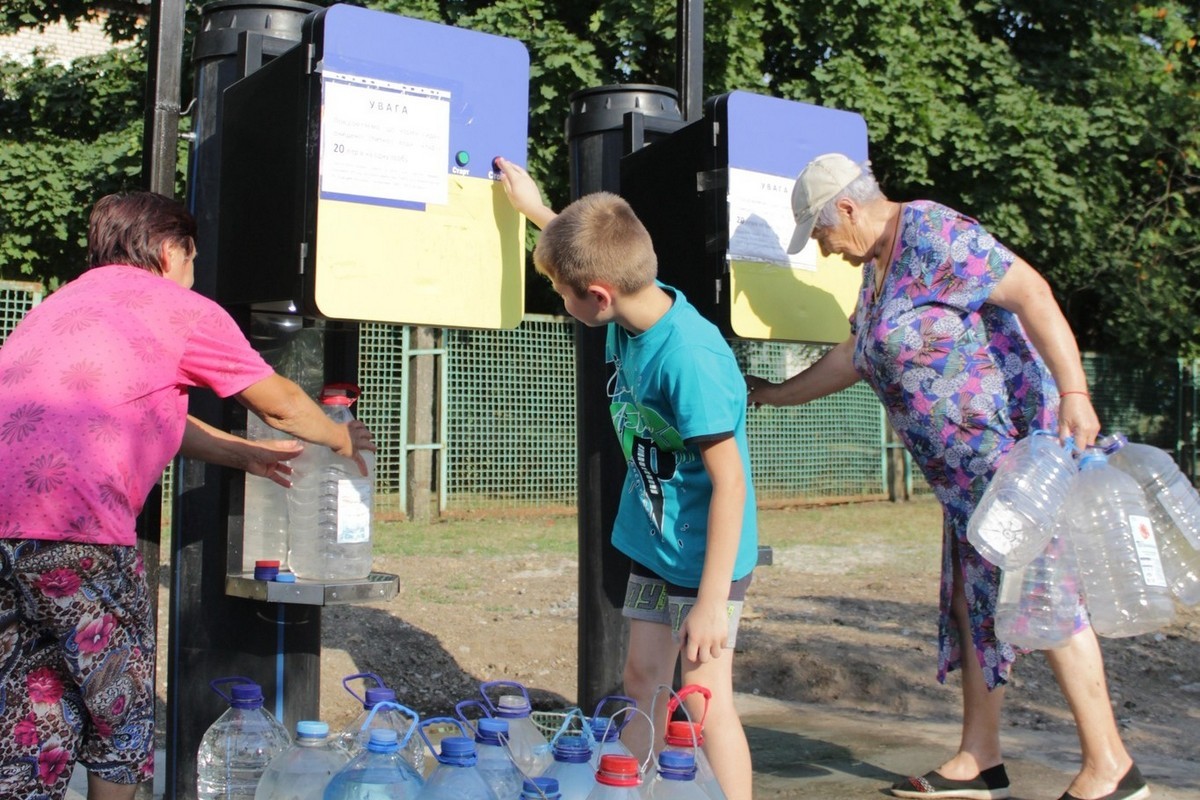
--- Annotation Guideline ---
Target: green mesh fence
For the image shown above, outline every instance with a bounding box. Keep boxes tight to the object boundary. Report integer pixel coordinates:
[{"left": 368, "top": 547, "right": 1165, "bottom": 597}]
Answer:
[
  {"left": 732, "top": 340, "right": 888, "bottom": 502},
  {"left": 445, "top": 315, "right": 577, "bottom": 512},
  {"left": 1, "top": 278, "right": 1193, "bottom": 517},
  {"left": 1084, "top": 353, "right": 1181, "bottom": 452},
  {"left": 357, "top": 322, "right": 408, "bottom": 515},
  {"left": 0, "top": 280, "right": 43, "bottom": 343}
]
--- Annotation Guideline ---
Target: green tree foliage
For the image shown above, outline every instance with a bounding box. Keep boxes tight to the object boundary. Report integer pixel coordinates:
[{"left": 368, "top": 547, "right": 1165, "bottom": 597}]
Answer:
[
  {"left": 0, "top": 48, "right": 145, "bottom": 287},
  {"left": 758, "top": 0, "right": 1198, "bottom": 356},
  {"left": 0, "top": 0, "right": 1195, "bottom": 356},
  {"left": 1, "top": 0, "right": 144, "bottom": 41}
]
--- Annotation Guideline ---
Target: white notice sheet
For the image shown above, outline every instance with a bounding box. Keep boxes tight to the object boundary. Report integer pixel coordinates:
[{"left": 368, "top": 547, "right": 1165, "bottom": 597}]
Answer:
[
  {"left": 727, "top": 167, "right": 819, "bottom": 271},
  {"left": 319, "top": 72, "right": 451, "bottom": 206}
]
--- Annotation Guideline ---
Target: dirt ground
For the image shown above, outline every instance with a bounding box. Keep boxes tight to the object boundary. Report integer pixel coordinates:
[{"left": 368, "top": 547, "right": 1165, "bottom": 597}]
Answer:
[{"left": 295, "top": 500, "right": 1200, "bottom": 770}]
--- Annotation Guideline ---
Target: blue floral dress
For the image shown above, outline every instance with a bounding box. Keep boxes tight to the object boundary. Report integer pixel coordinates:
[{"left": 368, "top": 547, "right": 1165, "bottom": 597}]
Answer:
[{"left": 850, "top": 200, "right": 1059, "bottom": 689}]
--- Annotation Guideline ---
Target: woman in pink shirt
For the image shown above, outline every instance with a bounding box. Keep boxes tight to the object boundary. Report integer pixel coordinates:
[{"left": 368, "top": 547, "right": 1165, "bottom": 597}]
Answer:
[{"left": 0, "top": 192, "right": 375, "bottom": 800}]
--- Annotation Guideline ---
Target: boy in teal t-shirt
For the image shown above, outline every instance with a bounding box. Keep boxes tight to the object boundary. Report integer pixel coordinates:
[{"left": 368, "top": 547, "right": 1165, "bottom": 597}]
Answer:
[{"left": 497, "top": 157, "right": 757, "bottom": 800}]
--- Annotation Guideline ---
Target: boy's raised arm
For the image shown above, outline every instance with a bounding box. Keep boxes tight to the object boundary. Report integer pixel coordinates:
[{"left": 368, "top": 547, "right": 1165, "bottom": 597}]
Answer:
[{"left": 496, "top": 156, "right": 557, "bottom": 229}]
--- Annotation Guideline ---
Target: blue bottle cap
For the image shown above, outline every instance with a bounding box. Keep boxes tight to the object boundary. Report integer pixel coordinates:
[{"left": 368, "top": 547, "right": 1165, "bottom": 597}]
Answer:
[
  {"left": 439, "top": 736, "right": 477, "bottom": 765},
  {"left": 657, "top": 749, "right": 697, "bottom": 780},
  {"left": 364, "top": 686, "right": 397, "bottom": 708},
  {"left": 367, "top": 728, "right": 399, "bottom": 751},
  {"left": 274, "top": 572, "right": 296, "bottom": 583},
  {"left": 523, "top": 776, "right": 560, "bottom": 797},
  {"left": 589, "top": 716, "right": 620, "bottom": 741},
  {"left": 229, "top": 682, "right": 264, "bottom": 709},
  {"left": 552, "top": 734, "right": 591, "bottom": 762},
  {"left": 475, "top": 717, "right": 508, "bottom": 745},
  {"left": 296, "top": 720, "right": 329, "bottom": 737}
]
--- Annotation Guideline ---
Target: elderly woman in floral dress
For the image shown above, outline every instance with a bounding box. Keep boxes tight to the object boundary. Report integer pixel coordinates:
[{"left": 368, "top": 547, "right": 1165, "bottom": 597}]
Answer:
[{"left": 746, "top": 154, "right": 1147, "bottom": 800}]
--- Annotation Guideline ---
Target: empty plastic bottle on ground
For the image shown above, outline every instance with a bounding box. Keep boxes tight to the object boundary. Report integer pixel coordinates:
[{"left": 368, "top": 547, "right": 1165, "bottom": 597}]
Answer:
[
  {"left": 967, "top": 430, "right": 1077, "bottom": 569},
  {"left": 479, "top": 681, "right": 552, "bottom": 776},
  {"left": 585, "top": 754, "right": 643, "bottom": 800},
  {"left": 338, "top": 673, "right": 426, "bottom": 775},
  {"left": 660, "top": 686, "right": 725, "bottom": 800},
  {"left": 1062, "top": 450, "right": 1174, "bottom": 637},
  {"left": 645, "top": 751, "right": 710, "bottom": 800},
  {"left": 325, "top": 728, "right": 425, "bottom": 800},
  {"left": 196, "top": 677, "right": 292, "bottom": 800},
  {"left": 996, "top": 527, "right": 1082, "bottom": 650},
  {"left": 542, "top": 735, "right": 596, "bottom": 800},
  {"left": 471, "top": 717, "right": 524, "bottom": 800},
  {"left": 1105, "top": 433, "right": 1200, "bottom": 605},
  {"left": 415, "top": 717, "right": 499, "bottom": 800},
  {"left": 288, "top": 383, "right": 374, "bottom": 580},
  {"left": 255, "top": 720, "right": 349, "bottom": 800}
]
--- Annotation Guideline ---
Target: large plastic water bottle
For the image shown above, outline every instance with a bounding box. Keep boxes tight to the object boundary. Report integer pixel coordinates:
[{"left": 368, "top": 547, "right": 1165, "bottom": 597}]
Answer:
[
  {"left": 255, "top": 720, "right": 349, "bottom": 800},
  {"left": 1062, "top": 450, "right": 1175, "bottom": 637},
  {"left": 542, "top": 735, "right": 596, "bottom": 800},
  {"left": 967, "top": 430, "right": 1077, "bottom": 569},
  {"left": 338, "top": 673, "right": 425, "bottom": 774},
  {"left": 197, "top": 677, "right": 292, "bottom": 800},
  {"left": 325, "top": 728, "right": 425, "bottom": 800},
  {"left": 660, "top": 686, "right": 724, "bottom": 800},
  {"left": 415, "top": 717, "right": 499, "bottom": 800},
  {"left": 479, "top": 681, "right": 552, "bottom": 776},
  {"left": 288, "top": 383, "right": 374, "bottom": 581},
  {"left": 242, "top": 412, "right": 293, "bottom": 571},
  {"left": 995, "top": 528, "right": 1082, "bottom": 650},
  {"left": 471, "top": 717, "right": 524, "bottom": 800},
  {"left": 521, "top": 777, "right": 562, "bottom": 799},
  {"left": 1106, "top": 434, "right": 1200, "bottom": 605},
  {"left": 644, "top": 752, "right": 710, "bottom": 800},
  {"left": 585, "top": 754, "right": 643, "bottom": 800}
]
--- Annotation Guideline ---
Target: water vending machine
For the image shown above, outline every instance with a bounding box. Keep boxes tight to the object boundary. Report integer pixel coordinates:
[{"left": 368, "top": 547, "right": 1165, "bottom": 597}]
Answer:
[{"left": 621, "top": 90, "right": 869, "bottom": 344}]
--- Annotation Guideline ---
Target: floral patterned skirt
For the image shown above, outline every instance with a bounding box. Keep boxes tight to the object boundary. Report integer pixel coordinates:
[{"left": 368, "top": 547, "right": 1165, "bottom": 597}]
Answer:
[{"left": 0, "top": 539, "right": 155, "bottom": 796}]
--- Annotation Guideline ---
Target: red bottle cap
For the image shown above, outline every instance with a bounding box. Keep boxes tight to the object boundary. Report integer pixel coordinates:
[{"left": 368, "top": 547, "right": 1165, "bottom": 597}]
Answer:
[
  {"left": 664, "top": 720, "right": 704, "bottom": 747},
  {"left": 595, "top": 754, "right": 641, "bottom": 786}
]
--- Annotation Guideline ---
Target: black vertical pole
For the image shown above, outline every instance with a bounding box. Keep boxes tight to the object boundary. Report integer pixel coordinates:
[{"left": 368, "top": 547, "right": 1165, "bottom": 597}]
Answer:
[
  {"left": 676, "top": 0, "right": 704, "bottom": 122},
  {"left": 138, "top": 4, "right": 185, "bottom": 796},
  {"left": 168, "top": 3, "right": 319, "bottom": 797},
  {"left": 142, "top": 0, "right": 185, "bottom": 196},
  {"left": 565, "top": 86, "right": 684, "bottom": 710}
]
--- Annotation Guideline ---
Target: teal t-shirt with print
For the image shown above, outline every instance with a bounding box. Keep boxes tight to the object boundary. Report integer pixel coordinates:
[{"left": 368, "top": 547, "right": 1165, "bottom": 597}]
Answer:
[{"left": 605, "top": 285, "right": 758, "bottom": 587}]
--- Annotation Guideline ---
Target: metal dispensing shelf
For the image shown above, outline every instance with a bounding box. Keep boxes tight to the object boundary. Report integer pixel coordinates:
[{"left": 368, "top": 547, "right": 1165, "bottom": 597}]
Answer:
[{"left": 224, "top": 571, "right": 399, "bottom": 605}]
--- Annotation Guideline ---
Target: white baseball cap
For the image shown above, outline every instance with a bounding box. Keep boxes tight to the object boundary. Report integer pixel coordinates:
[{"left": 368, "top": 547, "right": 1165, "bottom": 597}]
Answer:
[{"left": 786, "top": 153, "right": 863, "bottom": 254}]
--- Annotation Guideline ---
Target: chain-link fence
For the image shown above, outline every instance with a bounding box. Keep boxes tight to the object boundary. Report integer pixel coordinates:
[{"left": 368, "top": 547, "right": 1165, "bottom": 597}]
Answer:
[
  {"left": 444, "top": 316, "right": 577, "bottom": 512},
  {"left": 734, "top": 340, "right": 888, "bottom": 504},
  {"left": 0, "top": 278, "right": 1194, "bottom": 516},
  {"left": 0, "top": 280, "right": 43, "bottom": 342}
]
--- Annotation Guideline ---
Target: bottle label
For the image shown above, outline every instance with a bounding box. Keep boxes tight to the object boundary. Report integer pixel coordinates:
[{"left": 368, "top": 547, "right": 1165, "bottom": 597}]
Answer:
[
  {"left": 336, "top": 478, "right": 372, "bottom": 544},
  {"left": 1128, "top": 514, "right": 1167, "bottom": 588}
]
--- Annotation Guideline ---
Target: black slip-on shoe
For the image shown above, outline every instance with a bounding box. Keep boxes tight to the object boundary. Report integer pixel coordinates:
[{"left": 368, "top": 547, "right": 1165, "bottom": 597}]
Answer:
[
  {"left": 891, "top": 763, "right": 1011, "bottom": 799},
  {"left": 1057, "top": 763, "right": 1151, "bottom": 800}
]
